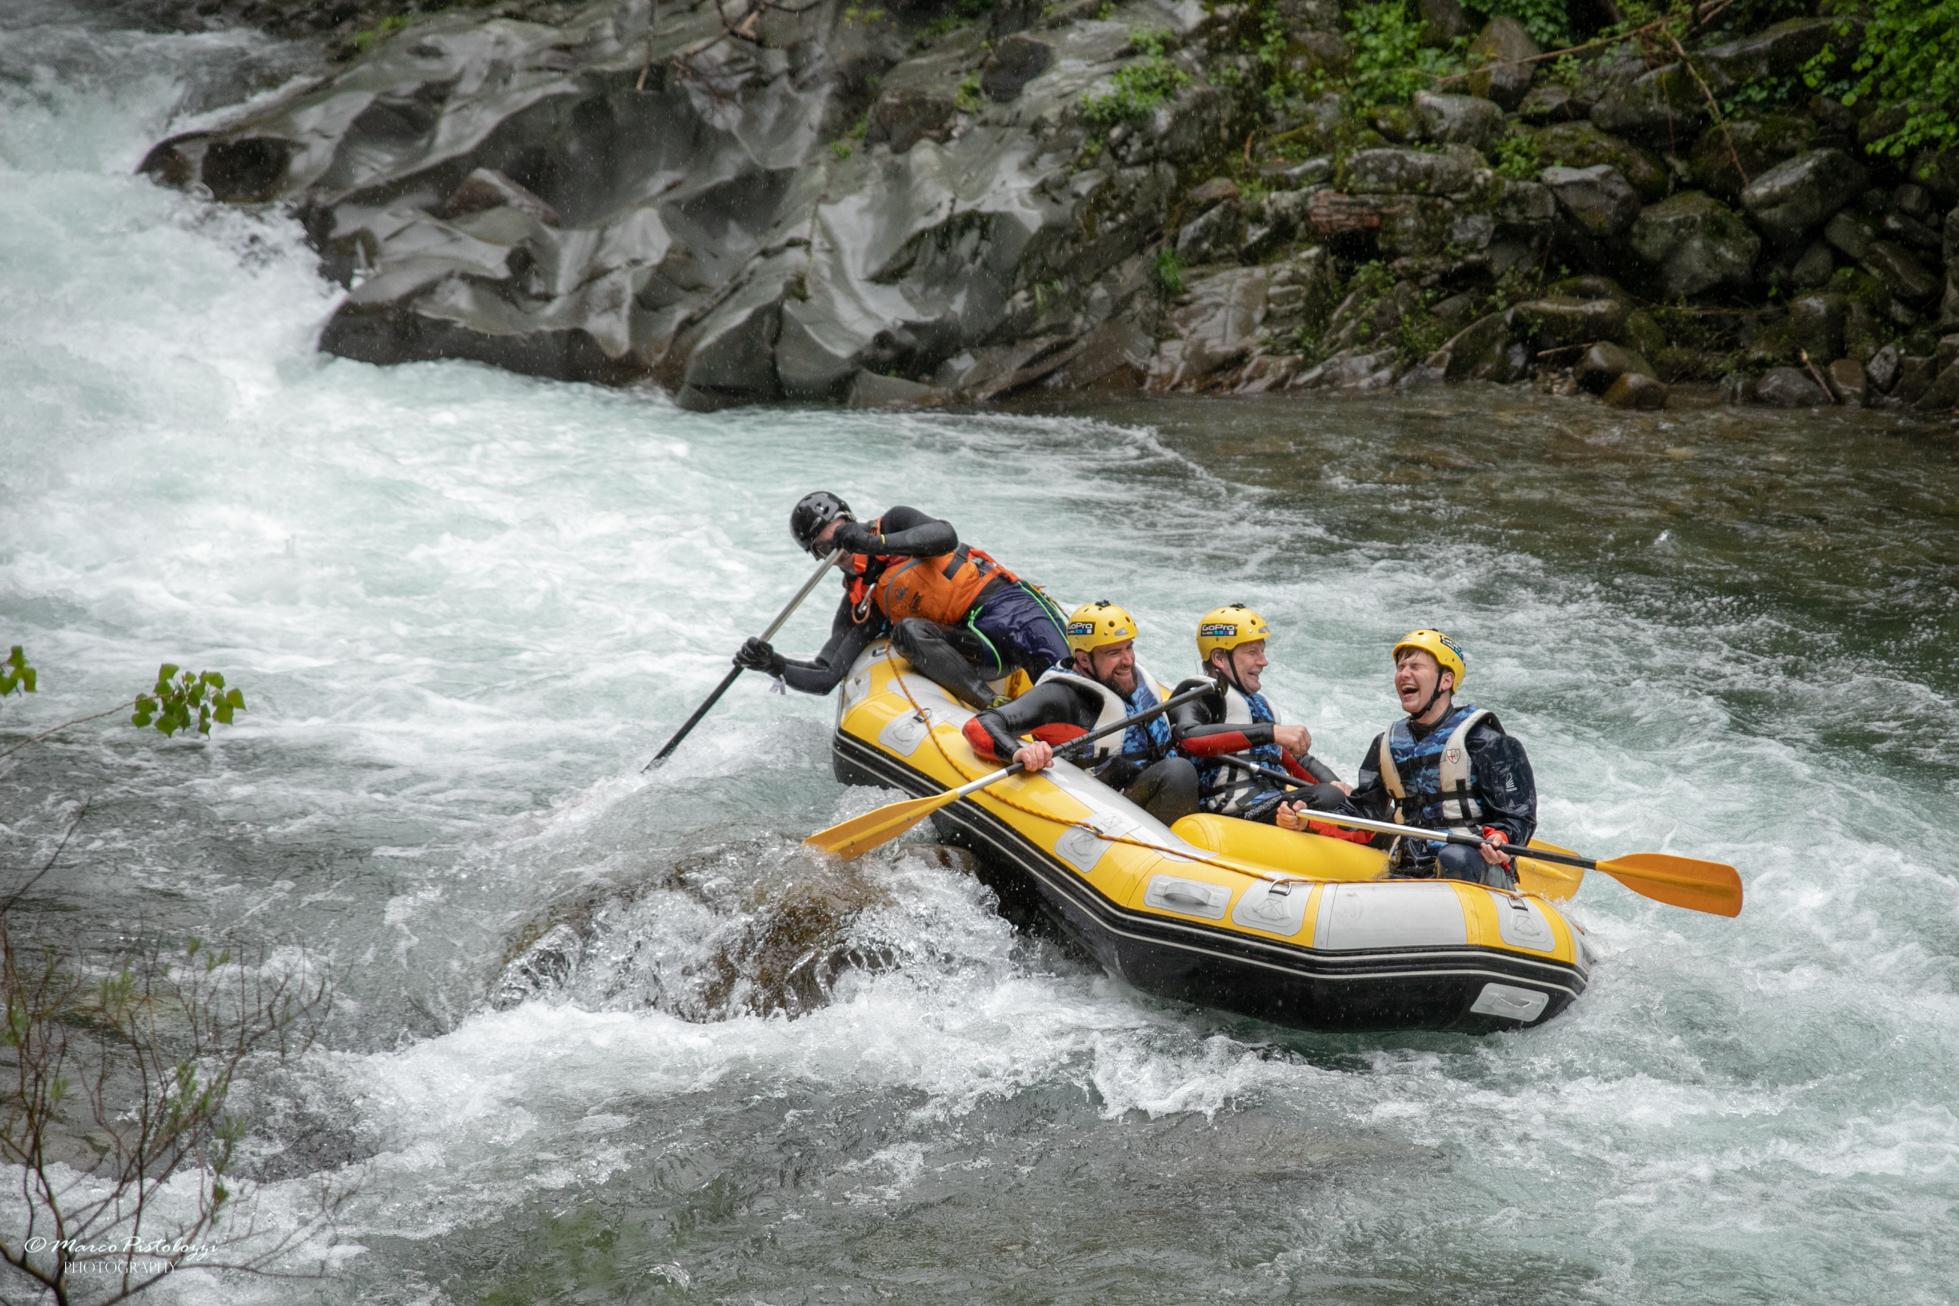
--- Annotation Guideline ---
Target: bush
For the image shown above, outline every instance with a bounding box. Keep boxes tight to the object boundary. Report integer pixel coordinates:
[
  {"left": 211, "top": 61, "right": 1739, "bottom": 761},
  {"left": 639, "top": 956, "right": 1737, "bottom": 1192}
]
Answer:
[
  {"left": 1347, "top": 2, "right": 1463, "bottom": 107},
  {"left": 1805, "top": 1, "right": 1959, "bottom": 156},
  {"left": 1082, "top": 31, "right": 1192, "bottom": 134}
]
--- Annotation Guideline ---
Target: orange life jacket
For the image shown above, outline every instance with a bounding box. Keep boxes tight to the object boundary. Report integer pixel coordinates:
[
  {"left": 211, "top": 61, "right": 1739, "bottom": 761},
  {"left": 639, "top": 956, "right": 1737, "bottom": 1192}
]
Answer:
[{"left": 844, "top": 516, "right": 1018, "bottom": 626}]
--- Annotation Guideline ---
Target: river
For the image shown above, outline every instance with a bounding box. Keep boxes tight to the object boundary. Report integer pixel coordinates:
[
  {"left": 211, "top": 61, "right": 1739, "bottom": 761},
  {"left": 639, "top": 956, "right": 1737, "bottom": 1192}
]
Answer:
[{"left": 4, "top": 5, "right": 1959, "bottom": 1303}]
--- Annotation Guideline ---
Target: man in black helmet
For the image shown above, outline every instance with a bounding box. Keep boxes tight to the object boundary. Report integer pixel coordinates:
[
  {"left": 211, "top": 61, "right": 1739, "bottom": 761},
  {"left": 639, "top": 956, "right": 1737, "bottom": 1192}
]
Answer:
[{"left": 733, "top": 493, "right": 1070, "bottom": 708}]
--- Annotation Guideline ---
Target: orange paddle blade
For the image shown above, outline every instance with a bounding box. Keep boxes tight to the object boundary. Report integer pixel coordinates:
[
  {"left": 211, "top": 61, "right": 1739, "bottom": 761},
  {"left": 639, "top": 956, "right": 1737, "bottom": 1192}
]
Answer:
[
  {"left": 805, "top": 789, "right": 960, "bottom": 860},
  {"left": 1596, "top": 852, "right": 1744, "bottom": 917},
  {"left": 1515, "top": 839, "right": 1585, "bottom": 901}
]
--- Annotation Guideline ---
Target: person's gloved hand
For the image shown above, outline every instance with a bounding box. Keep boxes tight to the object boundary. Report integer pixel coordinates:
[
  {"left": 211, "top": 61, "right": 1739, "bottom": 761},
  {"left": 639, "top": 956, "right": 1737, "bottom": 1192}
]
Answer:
[
  {"left": 734, "top": 637, "right": 786, "bottom": 676},
  {"left": 829, "top": 520, "right": 877, "bottom": 555}
]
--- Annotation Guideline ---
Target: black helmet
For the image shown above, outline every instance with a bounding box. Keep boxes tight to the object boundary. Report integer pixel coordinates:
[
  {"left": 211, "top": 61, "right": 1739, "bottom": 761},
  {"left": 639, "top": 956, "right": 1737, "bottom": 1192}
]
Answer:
[{"left": 790, "top": 491, "right": 853, "bottom": 556}]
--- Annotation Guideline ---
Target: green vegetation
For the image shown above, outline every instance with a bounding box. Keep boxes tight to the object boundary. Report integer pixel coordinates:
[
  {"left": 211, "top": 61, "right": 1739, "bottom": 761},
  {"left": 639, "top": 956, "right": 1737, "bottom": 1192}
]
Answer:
[
  {"left": 1, "top": 646, "right": 32, "bottom": 698},
  {"left": 1805, "top": 1, "right": 1959, "bottom": 155},
  {"left": 352, "top": 12, "right": 415, "bottom": 52},
  {"left": 2, "top": 646, "right": 246, "bottom": 759},
  {"left": 1082, "top": 30, "right": 1192, "bottom": 133},
  {"left": 956, "top": 68, "right": 985, "bottom": 113},
  {"left": 1491, "top": 124, "right": 1541, "bottom": 179},
  {"left": 1153, "top": 247, "right": 1186, "bottom": 296},
  {"left": 1346, "top": 2, "right": 1463, "bottom": 107},
  {"left": 1463, "top": 0, "right": 1573, "bottom": 48},
  {"left": 921, "top": 0, "right": 991, "bottom": 41}
]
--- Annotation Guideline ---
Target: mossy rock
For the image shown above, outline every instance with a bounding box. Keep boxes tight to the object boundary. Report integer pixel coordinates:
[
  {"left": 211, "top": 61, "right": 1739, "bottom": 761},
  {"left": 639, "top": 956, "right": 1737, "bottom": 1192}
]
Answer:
[
  {"left": 1622, "top": 308, "right": 1668, "bottom": 358},
  {"left": 1690, "top": 113, "right": 1814, "bottom": 202},
  {"left": 1531, "top": 122, "right": 1669, "bottom": 204}
]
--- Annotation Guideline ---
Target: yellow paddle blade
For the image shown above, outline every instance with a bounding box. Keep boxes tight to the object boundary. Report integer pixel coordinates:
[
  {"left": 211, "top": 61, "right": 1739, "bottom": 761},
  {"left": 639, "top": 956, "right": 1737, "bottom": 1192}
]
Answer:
[
  {"left": 1515, "top": 838, "right": 1585, "bottom": 901},
  {"left": 804, "top": 789, "right": 961, "bottom": 860},
  {"left": 1596, "top": 852, "right": 1744, "bottom": 918}
]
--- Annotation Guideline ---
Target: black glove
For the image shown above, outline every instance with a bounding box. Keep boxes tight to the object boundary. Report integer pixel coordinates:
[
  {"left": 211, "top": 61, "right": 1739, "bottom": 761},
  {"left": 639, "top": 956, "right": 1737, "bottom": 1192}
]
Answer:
[
  {"left": 830, "top": 520, "right": 877, "bottom": 555},
  {"left": 734, "top": 637, "right": 786, "bottom": 676}
]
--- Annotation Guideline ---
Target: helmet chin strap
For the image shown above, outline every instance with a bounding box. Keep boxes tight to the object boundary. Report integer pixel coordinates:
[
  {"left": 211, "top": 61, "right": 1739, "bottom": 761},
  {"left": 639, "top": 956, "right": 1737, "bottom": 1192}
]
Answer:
[
  {"left": 1214, "top": 650, "right": 1253, "bottom": 698},
  {"left": 1408, "top": 676, "right": 1450, "bottom": 723}
]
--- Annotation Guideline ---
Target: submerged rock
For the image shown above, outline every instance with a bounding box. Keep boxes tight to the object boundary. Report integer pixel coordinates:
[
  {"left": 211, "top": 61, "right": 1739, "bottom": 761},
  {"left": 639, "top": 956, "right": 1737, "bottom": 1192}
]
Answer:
[
  {"left": 1576, "top": 340, "right": 1656, "bottom": 392},
  {"left": 1602, "top": 371, "right": 1668, "bottom": 409},
  {"left": 1755, "top": 365, "right": 1827, "bottom": 407}
]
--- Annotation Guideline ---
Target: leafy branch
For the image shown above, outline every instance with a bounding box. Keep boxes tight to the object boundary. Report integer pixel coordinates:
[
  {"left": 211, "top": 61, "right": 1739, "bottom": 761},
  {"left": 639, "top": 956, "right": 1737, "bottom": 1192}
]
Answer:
[{"left": 0, "top": 649, "right": 247, "bottom": 761}]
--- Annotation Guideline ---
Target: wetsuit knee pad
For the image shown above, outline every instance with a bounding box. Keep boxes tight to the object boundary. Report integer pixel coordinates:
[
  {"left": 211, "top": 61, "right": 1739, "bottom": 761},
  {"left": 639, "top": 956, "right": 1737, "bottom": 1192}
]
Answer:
[
  {"left": 1126, "top": 758, "right": 1200, "bottom": 826},
  {"left": 1435, "top": 842, "right": 1516, "bottom": 889}
]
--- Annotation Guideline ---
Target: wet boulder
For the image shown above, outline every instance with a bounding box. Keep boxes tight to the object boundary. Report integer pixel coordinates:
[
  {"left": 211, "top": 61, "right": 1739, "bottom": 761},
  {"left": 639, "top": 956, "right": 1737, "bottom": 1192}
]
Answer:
[
  {"left": 1532, "top": 121, "right": 1669, "bottom": 204},
  {"left": 1828, "top": 357, "right": 1868, "bottom": 404},
  {"left": 1591, "top": 64, "right": 1707, "bottom": 139},
  {"left": 1892, "top": 355, "right": 1938, "bottom": 405},
  {"left": 1630, "top": 192, "right": 1761, "bottom": 298},
  {"left": 1465, "top": 17, "right": 1537, "bottom": 109},
  {"left": 1419, "top": 311, "right": 1523, "bottom": 383},
  {"left": 1576, "top": 340, "right": 1657, "bottom": 392},
  {"left": 1786, "top": 294, "right": 1848, "bottom": 364},
  {"left": 1867, "top": 342, "right": 1902, "bottom": 393},
  {"left": 1919, "top": 360, "right": 1959, "bottom": 413},
  {"left": 1699, "top": 17, "right": 1865, "bottom": 91},
  {"left": 1741, "top": 149, "right": 1868, "bottom": 246},
  {"left": 1176, "top": 201, "right": 1247, "bottom": 265},
  {"left": 1413, "top": 91, "right": 1505, "bottom": 152},
  {"left": 1344, "top": 147, "right": 1478, "bottom": 197},
  {"left": 1516, "top": 296, "right": 1628, "bottom": 347},
  {"left": 1690, "top": 114, "right": 1813, "bottom": 201},
  {"left": 1290, "top": 344, "right": 1405, "bottom": 392},
  {"left": 1543, "top": 164, "right": 1641, "bottom": 239},
  {"left": 1517, "top": 85, "right": 1596, "bottom": 125},
  {"left": 1789, "top": 241, "right": 1835, "bottom": 289},
  {"left": 1602, "top": 371, "right": 1668, "bottom": 409},
  {"left": 1417, "top": 0, "right": 1468, "bottom": 46},
  {"left": 1755, "top": 365, "right": 1827, "bottom": 407}
]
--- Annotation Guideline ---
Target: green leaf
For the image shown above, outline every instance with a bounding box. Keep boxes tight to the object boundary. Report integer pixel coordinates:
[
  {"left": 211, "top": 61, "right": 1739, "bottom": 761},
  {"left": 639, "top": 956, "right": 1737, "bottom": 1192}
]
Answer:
[
  {"left": 159, "top": 662, "right": 179, "bottom": 681},
  {"left": 224, "top": 689, "right": 244, "bottom": 709},
  {"left": 132, "top": 710, "right": 152, "bottom": 726},
  {"left": 19, "top": 669, "right": 32, "bottom": 693},
  {"left": 207, "top": 671, "right": 225, "bottom": 689},
  {"left": 215, "top": 705, "right": 234, "bottom": 725}
]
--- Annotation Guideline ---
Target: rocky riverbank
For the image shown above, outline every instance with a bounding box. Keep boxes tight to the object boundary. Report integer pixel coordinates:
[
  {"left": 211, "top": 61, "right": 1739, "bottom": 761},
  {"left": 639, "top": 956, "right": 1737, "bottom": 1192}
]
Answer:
[{"left": 140, "top": 0, "right": 1959, "bottom": 414}]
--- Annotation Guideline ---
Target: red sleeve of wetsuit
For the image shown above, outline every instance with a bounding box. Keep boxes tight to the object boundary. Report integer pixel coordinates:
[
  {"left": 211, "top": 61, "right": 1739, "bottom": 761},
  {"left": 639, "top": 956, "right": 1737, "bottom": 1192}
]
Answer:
[
  {"left": 1282, "top": 752, "right": 1312, "bottom": 780},
  {"left": 1307, "top": 819, "right": 1378, "bottom": 845},
  {"left": 1177, "top": 730, "right": 1254, "bottom": 758},
  {"left": 962, "top": 718, "right": 1086, "bottom": 761}
]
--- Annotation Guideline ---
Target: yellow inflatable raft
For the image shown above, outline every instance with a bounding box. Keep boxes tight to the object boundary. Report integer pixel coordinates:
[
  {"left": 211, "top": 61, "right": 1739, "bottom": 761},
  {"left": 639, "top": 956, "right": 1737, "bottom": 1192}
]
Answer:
[{"left": 831, "top": 642, "right": 1595, "bottom": 1034}]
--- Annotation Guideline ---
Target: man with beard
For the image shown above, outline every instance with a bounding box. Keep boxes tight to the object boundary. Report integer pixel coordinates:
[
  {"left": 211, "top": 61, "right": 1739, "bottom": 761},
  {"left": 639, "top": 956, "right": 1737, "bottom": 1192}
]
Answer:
[{"left": 960, "top": 601, "right": 1201, "bottom": 826}]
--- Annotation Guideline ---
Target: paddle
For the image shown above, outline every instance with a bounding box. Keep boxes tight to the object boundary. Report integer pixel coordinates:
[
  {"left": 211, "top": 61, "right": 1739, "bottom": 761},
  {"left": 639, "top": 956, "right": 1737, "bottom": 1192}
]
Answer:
[
  {"left": 643, "top": 549, "right": 842, "bottom": 771},
  {"left": 807, "top": 682, "right": 1217, "bottom": 860},
  {"left": 1215, "top": 752, "right": 1743, "bottom": 918}
]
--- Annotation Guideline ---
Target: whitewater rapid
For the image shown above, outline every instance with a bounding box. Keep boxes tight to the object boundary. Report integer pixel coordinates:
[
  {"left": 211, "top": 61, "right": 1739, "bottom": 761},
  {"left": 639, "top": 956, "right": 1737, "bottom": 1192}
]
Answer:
[{"left": 4, "top": 6, "right": 1958, "bottom": 1303}]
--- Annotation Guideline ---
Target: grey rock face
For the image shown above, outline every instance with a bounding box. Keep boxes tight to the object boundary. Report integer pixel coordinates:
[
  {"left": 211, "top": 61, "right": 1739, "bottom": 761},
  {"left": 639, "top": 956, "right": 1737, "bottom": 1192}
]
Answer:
[
  {"left": 1542, "top": 164, "right": 1640, "bottom": 239},
  {"left": 1176, "top": 202, "right": 1247, "bottom": 265},
  {"left": 1344, "top": 147, "right": 1477, "bottom": 197},
  {"left": 1148, "top": 266, "right": 1269, "bottom": 389},
  {"left": 1862, "top": 241, "right": 1942, "bottom": 304},
  {"left": 1698, "top": 17, "right": 1864, "bottom": 91},
  {"left": 1291, "top": 345, "right": 1405, "bottom": 391},
  {"left": 866, "top": 89, "right": 956, "bottom": 153},
  {"left": 1465, "top": 17, "right": 1537, "bottom": 108},
  {"left": 1790, "top": 241, "right": 1835, "bottom": 289},
  {"left": 1517, "top": 85, "right": 1595, "bottom": 124},
  {"left": 1741, "top": 149, "right": 1868, "bottom": 245},
  {"left": 1630, "top": 192, "right": 1761, "bottom": 298},
  {"left": 136, "top": 0, "right": 1237, "bottom": 407},
  {"left": 1920, "top": 360, "right": 1959, "bottom": 412},
  {"left": 1893, "top": 355, "right": 1937, "bottom": 405},
  {"left": 1417, "top": 0, "right": 1468, "bottom": 46},
  {"left": 982, "top": 34, "right": 1053, "bottom": 102},
  {"left": 1755, "top": 365, "right": 1826, "bottom": 407},
  {"left": 1413, "top": 91, "right": 1504, "bottom": 152}
]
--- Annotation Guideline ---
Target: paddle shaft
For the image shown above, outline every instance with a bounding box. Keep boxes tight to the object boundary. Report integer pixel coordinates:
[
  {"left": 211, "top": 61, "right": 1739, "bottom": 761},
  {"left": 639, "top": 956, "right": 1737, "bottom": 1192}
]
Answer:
[
  {"left": 1214, "top": 751, "right": 1570, "bottom": 866},
  {"left": 645, "top": 550, "right": 842, "bottom": 770},
  {"left": 950, "top": 680, "right": 1220, "bottom": 797}
]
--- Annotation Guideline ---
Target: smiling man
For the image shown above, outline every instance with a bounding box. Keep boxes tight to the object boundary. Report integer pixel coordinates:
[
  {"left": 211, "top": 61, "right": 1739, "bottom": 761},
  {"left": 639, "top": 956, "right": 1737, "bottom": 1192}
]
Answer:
[
  {"left": 961, "top": 601, "right": 1201, "bottom": 825},
  {"left": 1169, "top": 604, "right": 1347, "bottom": 823},
  {"left": 1279, "top": 629, "right": 1537, "bottom": 888}
]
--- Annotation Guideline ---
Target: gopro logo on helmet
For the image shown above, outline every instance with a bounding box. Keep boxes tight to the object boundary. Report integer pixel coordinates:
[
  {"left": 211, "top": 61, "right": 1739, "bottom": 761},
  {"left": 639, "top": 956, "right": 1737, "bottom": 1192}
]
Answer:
[
  {"left": 1067, "top": 622, "right": 1094, "bottom": 637},
  {"left": 1441, "top": 635, "right": 1464, "bottom": 661},
  {"left": 1199, "top": 623, "right": 1237, "bottom": 638}
]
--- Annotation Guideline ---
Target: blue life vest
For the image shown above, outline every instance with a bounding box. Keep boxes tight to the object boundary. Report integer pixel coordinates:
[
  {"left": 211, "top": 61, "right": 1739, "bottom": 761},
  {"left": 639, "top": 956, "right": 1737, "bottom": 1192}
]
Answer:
[
  {"left": 1195, "top": 684, "right": 1285, "bottom": 816},
  {"left": 1378, "top": 704, "right": 1495, "bottom": 842}
]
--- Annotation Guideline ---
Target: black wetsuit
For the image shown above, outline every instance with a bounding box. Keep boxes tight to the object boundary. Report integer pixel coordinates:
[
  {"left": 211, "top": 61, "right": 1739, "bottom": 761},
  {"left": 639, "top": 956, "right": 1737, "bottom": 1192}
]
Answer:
[
  {"left": 757, "top": 507, "right": 1068, "bottom": 706},
  {"left": 1167, "top": 678, "right": 1343, "bottom": 823},
  {"left": 1305, "top": 711, "right": 1537, "bottom": 888},
  {"left": 968, "top": 672, "right": 1200, "bottom": 826}
]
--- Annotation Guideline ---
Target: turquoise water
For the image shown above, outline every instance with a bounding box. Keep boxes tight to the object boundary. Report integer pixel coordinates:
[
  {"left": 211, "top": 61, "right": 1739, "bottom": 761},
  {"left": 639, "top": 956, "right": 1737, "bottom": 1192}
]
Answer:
[{"left": 4, "top": 7, "right": 1958, "bottom": 1302}]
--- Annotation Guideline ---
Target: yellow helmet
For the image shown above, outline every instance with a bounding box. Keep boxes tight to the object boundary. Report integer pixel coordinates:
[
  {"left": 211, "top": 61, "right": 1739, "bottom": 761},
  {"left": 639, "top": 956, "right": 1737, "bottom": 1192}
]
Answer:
[
  {"left": 1392, "top": 629, "right": 1466, "bottom": 689},
  {"left": 1065, "top": 600, "right": 1138, "bottom": 656},
  {"left": 1196, "top": 604, "right": 1272, "bottom": 666}
]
